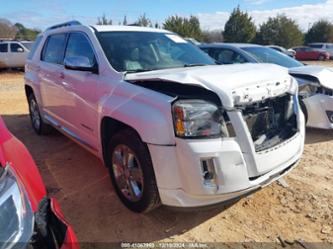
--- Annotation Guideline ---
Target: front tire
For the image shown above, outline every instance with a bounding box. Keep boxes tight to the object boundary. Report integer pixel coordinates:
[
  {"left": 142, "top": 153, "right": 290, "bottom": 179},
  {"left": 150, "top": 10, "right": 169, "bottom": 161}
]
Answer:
[
  {"left": 318, "top": 55, "right": 325, "bottom": 61},
  {"left": 107, "top": 129, "right": 161, "bottom": 213},
  {"left": 28, "top": 94, "right": 52, "bottom": 135}
]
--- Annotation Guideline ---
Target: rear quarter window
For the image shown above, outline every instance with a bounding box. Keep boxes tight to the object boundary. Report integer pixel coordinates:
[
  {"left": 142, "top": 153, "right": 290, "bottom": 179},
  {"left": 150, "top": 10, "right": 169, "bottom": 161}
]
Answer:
[{"left": 41, "top": 33, "right": 67, "bottom": 64}]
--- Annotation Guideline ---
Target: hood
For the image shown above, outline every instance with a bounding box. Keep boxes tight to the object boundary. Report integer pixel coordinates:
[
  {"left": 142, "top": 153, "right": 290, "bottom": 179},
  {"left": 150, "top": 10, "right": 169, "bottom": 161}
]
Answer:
[
  {"left": 289, "top": 65, "right": 333, "bottom": 89},
  {"left": 125, "top": 64, "right": 292, "bottom": 108}
]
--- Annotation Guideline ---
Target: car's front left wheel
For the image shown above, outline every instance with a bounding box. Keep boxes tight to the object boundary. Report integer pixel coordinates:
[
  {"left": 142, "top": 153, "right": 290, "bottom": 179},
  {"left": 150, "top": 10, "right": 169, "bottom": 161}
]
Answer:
[{"left": 106, "top": 129, "right": 161, "bottom": 213}]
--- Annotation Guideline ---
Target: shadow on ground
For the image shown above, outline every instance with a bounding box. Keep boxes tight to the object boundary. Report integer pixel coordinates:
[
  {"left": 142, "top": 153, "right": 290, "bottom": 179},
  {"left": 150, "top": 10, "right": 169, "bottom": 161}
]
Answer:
[
  {"left": 305, "top": 128, "right": 333, "bottom": 144},
  {"left": 2, "top": 114, "right": 240, "bottom": 243}
]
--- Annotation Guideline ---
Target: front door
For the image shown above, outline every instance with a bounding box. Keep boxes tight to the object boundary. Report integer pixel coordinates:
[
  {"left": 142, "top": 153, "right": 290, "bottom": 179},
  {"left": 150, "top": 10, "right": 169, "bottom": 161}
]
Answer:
[{"left": 61, "top": 32, "right": 100, "bottom": 150}]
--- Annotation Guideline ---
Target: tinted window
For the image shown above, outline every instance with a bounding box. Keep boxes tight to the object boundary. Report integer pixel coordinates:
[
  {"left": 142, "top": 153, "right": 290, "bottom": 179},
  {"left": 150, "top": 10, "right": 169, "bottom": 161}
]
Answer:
[
  {"left": 98, "top": 32, "right": 215, "bottom": 72},
  {"left": 309, "top": 44, "right": 323, "bottom": 48},
  {"left": 41, "top": 33, "right": 67, "bottom": 64},
  {"left": 242, "top": 46, "right": 303, "bottom": 68},
  {"left": 0, "top": 43, "right": 7, "bottom": 53},
  {"left": 10, "top": 43, "right": 24, "bottom": 53},
  {"left": 327, "top": 45, "right": 333, "bottom": 49},
  {"left": 210, "top": 48, "right": 247, "bottom": 64},
  {"left": 65, "top": 33, "right": 96, "bottom": 66},
  {"left": 27, "top": 36, "right": 43, "bottom": 60}
]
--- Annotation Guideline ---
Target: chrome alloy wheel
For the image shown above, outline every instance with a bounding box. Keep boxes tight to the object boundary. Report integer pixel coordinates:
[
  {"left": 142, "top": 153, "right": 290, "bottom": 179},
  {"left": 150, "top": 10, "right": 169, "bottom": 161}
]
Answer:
[
  {"left": 112, "top": 144, "right": 144, "bottom": 202},
  {"left": 29, "top": 98, "right": 41, "bottom": 131}
]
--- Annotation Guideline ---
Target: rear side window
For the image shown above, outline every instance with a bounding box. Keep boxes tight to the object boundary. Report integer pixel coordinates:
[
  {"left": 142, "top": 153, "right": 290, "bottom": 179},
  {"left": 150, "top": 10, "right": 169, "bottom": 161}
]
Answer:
[
  {"left": 41, "top": 33, "right": 67, "bottom": 64},
  {"left": 64, "top": 33, "right": 96, "bottom": 66},
  {"left": 0, "top": 43, "right": 8, "bottom": 53},
  {"left": 27, "top": 36, "right": 43, "bottom": 60},
  {"left": 10, "top": 43, "right": 25, "bottom": 53},
  {"left": 309, "top": 44, "right": 322, "bottom": 49}
]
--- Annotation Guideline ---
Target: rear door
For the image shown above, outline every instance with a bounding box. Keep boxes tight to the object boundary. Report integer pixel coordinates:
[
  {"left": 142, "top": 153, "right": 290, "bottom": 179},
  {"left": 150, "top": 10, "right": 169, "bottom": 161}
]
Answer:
[
  {"left": 0, "top": 43, "right": 8, "bottom": 68},
  {"left": 296, "top": 48, "right": 306, "bottom": 60},
  {"left": 61, "top": 32, "right": 100, "bottom": 150},
  {"left": 39, "top": 33, "right": 69, "bottom": 125},
  {"left": 8, "top": 42, "right": 29, "bottom": 67}
]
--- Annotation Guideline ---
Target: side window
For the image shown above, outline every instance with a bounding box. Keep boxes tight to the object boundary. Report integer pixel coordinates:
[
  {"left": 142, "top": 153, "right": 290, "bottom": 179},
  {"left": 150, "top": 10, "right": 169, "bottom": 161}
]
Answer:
[
  {"left": 64, "top": 33, "right": 96, "bottom": 66},
  {"left": 27, "top": 36, "right": 43, "bottom": 60},
  {"left": 0, "top": 43, "right": 8, "bottom": 53},
  {"left": 41, "top": 33, "right": 67, "bottom": 64},
  {"left": 10, "top": 43, "right": 25, "bottom": 53},
  {"left": 212, "top": 48, "right": 246, "bottom": 64}
]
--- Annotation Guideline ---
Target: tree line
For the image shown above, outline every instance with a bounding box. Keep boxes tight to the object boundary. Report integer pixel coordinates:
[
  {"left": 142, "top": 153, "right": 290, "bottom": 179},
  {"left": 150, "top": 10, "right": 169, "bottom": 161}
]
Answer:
[
  {"left": 0, "top": 18, "right": 40, "bottom": 40},
  {"left": 1, "top": 5, "right": 333, "bottom": 46},
  {"left": 96, "top": 7, "right": 333, "bottom": 48}
]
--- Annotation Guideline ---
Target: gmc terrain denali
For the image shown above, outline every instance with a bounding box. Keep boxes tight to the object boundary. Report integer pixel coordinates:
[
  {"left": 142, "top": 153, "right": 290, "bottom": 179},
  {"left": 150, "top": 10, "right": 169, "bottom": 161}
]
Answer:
[{"left": 25, "top": 21, "right": 305, "bottom": 213}]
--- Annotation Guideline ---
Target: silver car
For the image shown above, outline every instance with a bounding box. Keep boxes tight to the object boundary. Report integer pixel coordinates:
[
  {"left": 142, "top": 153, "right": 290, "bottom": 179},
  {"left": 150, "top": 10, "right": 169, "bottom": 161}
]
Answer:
[{"left": 0, "top": 40, "right": 31, "bottom": 69}]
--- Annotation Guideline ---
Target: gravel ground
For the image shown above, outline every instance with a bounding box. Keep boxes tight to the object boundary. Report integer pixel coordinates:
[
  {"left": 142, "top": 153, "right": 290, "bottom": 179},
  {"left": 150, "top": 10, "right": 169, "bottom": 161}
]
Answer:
[{"left": 0, "top": 63, "right": 332, "bottom": 248}]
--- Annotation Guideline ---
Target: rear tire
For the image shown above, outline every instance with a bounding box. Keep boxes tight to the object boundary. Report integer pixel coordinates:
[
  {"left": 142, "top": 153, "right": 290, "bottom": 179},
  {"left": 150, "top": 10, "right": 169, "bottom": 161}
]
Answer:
[
  {"left": 106, "top": 129, "right": 161, "bottom": 213},
  {"left": 28, "top": 94, "right": 53, "bottom": 135}
]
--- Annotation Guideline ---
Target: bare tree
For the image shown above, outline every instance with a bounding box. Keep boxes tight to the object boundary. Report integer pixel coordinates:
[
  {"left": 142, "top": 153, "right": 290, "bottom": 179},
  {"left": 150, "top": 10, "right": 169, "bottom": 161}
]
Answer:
[{"left": 0, "top": 18, "right": 17, "bottom": 39}]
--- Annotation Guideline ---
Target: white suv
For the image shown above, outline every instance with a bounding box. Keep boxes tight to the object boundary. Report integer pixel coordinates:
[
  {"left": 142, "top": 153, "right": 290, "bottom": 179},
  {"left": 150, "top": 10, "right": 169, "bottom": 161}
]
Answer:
[
  {"left": 0, "top": 40, "right": 31, "bottom": 69},
  {"left": 25, "top": 21, "right": 305, "bottom": 213}
]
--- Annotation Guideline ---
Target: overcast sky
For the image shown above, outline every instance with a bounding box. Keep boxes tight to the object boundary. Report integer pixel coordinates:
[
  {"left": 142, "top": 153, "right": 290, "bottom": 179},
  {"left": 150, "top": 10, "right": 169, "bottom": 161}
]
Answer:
[{"left": 0, "top": 0, "right": 332, "bottom": 31}]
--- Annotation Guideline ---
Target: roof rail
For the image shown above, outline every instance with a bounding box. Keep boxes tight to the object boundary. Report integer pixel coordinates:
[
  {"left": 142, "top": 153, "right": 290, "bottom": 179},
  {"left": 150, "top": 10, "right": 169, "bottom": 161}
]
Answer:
[{"left": 46, "top": 20, "right": 82, "bottom": 31}]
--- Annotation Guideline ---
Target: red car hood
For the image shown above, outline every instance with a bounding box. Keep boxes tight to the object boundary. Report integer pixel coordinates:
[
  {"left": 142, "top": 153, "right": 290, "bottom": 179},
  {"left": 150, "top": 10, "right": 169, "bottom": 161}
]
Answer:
[{"left": 0, "top": 117, "right": 46, "bottom": 212}]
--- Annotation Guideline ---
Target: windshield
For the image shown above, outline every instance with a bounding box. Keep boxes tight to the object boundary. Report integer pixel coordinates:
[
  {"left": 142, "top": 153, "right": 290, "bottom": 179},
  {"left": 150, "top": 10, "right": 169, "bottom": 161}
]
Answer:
[
  {"left": 242, "top": 46, "right": 303, "bottom": 68},
  {"left": 97, "top": 31, "right": 215, "bottom": 73}
]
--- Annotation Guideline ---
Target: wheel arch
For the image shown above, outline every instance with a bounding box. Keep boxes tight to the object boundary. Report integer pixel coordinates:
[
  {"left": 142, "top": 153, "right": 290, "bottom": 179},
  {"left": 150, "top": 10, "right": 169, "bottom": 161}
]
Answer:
[
  {"left": 100, "top": 117, "right": 143, "bottom": 167},
  {"left": 25, "top": 84, "right": 34, "bottom": 101}
]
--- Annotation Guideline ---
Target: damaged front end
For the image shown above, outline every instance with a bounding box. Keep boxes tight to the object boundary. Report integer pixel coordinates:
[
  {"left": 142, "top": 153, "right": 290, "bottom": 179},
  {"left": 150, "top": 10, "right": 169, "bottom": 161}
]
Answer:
[
  {"left": 239, "top": 94, "right": 298, "bottom": 152},
  {"left": 29, "top": 197, "right": 70, "bottom": 249},
  {"left": 0, "top": 164, "right": 76, "bottom": 249},
  {"left": 291, "top": 73, "right": 333, "bottom": 129}
]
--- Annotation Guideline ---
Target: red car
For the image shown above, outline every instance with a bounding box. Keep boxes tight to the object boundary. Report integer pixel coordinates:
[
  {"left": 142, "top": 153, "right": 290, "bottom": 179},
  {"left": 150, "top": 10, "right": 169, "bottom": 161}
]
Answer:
[
  {"left": 292, "top": 46, "right": 330, "bottom": 61},
  {"left": 0, "top": 117, "right": 79, "bottom": 249}
]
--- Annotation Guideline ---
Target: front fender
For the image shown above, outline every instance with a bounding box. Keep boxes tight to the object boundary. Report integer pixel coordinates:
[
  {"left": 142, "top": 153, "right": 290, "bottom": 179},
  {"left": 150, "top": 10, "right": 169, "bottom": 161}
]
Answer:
[{"left": 100, "top": 83, "right": 176, "bottom": 145}]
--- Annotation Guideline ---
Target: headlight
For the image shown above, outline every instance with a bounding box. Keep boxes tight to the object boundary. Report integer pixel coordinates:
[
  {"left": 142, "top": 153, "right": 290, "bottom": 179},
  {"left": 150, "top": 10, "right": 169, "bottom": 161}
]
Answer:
[
  {"left": 172, "top": 99, "right": 226, "bottom": 138},
  {"left": 0, "top": 164, "right": 34, "bottom": 249}
]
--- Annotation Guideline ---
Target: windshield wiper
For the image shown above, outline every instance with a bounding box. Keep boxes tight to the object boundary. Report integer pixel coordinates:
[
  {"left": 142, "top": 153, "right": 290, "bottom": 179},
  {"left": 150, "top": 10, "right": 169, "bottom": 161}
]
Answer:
[{"left": 183, "top": 63, "right": 210, "bottom": 67}]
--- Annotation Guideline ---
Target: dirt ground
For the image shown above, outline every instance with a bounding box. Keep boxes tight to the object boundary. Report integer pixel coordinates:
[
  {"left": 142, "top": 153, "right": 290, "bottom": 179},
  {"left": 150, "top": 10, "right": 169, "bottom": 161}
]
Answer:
[{"left": 0, "top": 62, "right": 333, "bottom": 248}]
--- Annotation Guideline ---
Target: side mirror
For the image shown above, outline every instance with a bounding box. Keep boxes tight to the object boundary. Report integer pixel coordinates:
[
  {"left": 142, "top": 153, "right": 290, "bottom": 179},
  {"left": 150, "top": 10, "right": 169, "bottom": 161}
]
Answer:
[
  {"left": 17, "top": 47, "right": 24, "bottom": 53},
  {"left": 64, "top": 56, "right": 98, "bottom": 74}
]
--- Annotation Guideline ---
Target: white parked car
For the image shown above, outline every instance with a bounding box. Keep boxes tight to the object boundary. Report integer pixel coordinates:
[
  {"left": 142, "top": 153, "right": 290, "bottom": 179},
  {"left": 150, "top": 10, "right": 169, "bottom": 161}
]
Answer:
[
  {"left": 25, "top": 21, "right": 305, "bottom": 213},
  {"left": 308, "top": 43, "right": 333, "bottom": 59},
  {"left": 0, "top": 40, "right": 31, "bottom": 69}
]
